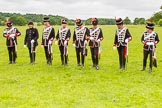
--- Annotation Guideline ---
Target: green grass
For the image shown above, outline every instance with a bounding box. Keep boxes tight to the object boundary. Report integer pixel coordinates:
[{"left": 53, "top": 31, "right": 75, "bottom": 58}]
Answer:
[{"left": 0, "top": 25, "right": 162, "bottom": 108}]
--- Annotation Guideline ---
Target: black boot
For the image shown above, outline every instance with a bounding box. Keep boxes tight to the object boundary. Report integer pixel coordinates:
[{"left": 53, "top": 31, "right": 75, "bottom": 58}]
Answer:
[
  {"left": 81, "top": 64, "right": 84, "bottom": 68},
  {"left": 149, "top": 68, "right": 152, "bottom": 73},
  {"left": 64, "top": 55, "right": 68, "bottom": 66},
  {"left": 12, "top": 61, "right": 16, "bottom": 64},
  {"left": 8, "top": 61, "right": 12, "bottom": 64},
  {"left": 141, "top": 67, "right": 146, "bottom": 71},
  {"left": 61, "top": 55, "right": 64, "bottom": 65},
  {"left": 96, "top": 65, "right": 99, "bottom": 70}
]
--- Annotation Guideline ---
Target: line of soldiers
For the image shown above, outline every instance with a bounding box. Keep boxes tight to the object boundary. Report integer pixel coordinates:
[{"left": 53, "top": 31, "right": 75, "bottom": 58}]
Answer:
[{"left": 3, "top": 17, "right": 160, "bottom": 72}]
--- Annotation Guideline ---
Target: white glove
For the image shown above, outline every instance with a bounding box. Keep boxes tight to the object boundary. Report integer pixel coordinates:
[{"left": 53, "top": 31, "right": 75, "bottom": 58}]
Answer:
[
  {"left": 24, "top": 45, "right": 27, "bottom": 48},
  {"left": 55, "top": 41, "right": 58, "bottom": 45},
  {"left": 84, "top": 40, "right": 87, "bottom": 44},
  {"left": 125, "top": 39, "right": 128, "bottom": 43},
  {"left": 31, "top": 39, "right": 35, "bottom": 43},
  {"left": 113, "top": 46, "right": 117, "bottom": 50},
  {"left": 97, "top": 39, "right": 100, "bottom": 42},
  {"left": 73, "top": 43, "right": 76, "bottom": 47},
  {"left": 48, "top": 40, "right": 52, "bottom": 45},
  {"left": 64, "top": 40, "right": 67, "bottom": 45},
  {"left": 10, "top": 34, "right": 15, "bottom": 38},
  {"left": 150, "top": 42, "right": 154, "bottom": 45},
  {"left": 10, "top": 34, "right": 15, "bottom": 39},
  {"left": 146, "top": 42, "right": 152, "bottom": 45},
  {"left": 90, "top": 37, "right": 94, "bottom": 41}
]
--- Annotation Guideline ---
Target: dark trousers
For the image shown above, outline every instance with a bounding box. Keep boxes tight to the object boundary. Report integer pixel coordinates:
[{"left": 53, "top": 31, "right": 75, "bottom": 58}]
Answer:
[
  {"left": 90, "top": 47, "right": 99, "bottom": 66},
  {"left": 143, "top": 50, "right": 153, "bottom": 69},
  {"left": 44, "top": 46, "right": 52, "bottom": 63},
  {"left": 75, "top": 47, "right": 84, "bottom": 65},
  {"left": 7, "top": 46, "right": 17, "bottom": 62},
  {"left": 28, "top": 47, "right": 36, "bottom": 63},
  {"left": 117, "top": 46, "right": 127, "bottom": 69},
  {"left": 59, "top": 46, "right": 68, "bottom": 65}
]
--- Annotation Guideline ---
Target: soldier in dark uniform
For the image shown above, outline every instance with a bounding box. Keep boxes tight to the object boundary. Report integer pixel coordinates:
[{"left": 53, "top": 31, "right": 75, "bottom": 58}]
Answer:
[
  {"left": 73, "top": 19, "right": 90, "bottom": 68},
  {"left": 24, "top": 22, "right": 39, "bottom": 64},
  {"left": 3, "top": 20, "right": 21, "bottom": 64},
  {"left": 113, "top": 18, "right": 132, "bottom": 70},
  {"left": 55, "top": 19, "right": 71, "bottom": 66},
  {"left": 88, "top": 18, "right": 103, "bottom": 70},
  {"left": 41, "top": 17, "right": 55, "bottom": 65},
  {"left": 141, "top": 21, "right": 160, "bottom": 73}
]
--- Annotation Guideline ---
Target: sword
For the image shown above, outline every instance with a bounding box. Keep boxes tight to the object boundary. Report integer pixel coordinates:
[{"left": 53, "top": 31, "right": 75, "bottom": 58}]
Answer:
[
  {"left": 152, "top": 44, "right": 157, "bottom": 67},
  {"left": 64, "top": 44, "right": 67, "bottom": 56},
  {"left": 13, "top": 40, "right": 17, "bottom": 58},
  {"left": 126, "top": 42, "right": 129, "bottom": 63},
  {"left": 31, "top": 42, "right": 34, "bottom": 63},
  {"left": 98, "top": 41, "right": 101, "bottom": 59},
  {"left": 48, "top": 43, "right": 53, "bottom": 61},
  {"left": 64, "top": 44, "right": 69, "bottom": 61},
  {"left": 83, "top": 41, "right": 86, "bottom": 56}
]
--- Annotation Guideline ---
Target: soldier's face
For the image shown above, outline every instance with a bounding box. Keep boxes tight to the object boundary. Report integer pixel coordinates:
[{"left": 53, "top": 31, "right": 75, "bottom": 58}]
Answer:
[
  {"left": 7, "top": 23, "right": 12, "bottom": 27},
  {"left": 117, "top": 24, "right": 123, "bottom": 29},
  {"left": 146, "top": 28, "right": 153, "bottom": 33},
  {"left": 78, "top": 25, "right": 82, "bottom": 29},
  {"left": 44, "top": 22, "right": 49, "bottom": 26},
  {"left": 28, "top": 24, "right": 33, "bottom": 28},
  {"left": 62, "top": 24, "right": 66, "bottom": 28}
]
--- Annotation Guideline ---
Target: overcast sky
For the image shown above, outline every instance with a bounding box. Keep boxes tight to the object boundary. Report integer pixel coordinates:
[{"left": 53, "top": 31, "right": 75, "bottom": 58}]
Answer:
[{"left": 0, "top": 0, "right": 161, "bottom": 20}]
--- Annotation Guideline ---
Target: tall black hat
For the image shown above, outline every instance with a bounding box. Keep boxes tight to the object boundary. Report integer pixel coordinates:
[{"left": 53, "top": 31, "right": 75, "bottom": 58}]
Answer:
[
  {"left": 146, "top": 21, "right": 154, "bottom": 29},
  {"left": 116, "top": 18, "right": 123, "bottom": 25},
  {"left": 91, "top": 18, "right": 98, "bottom": 25},
  {"left": 28, "top": 21, "right": 34, "bottom": 25},
  {"left": 43, "top": 17, "right": 50, "bottom": 22}
]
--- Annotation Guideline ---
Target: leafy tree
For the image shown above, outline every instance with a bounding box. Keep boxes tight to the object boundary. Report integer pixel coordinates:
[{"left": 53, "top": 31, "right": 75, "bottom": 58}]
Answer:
[
  {"left": 107, "top": 19, "right": 115, "bottom": 25},
  {"left": 16, "top": 16, "right": 27, "bottom": 26},
  {"left": 158, "top": 19, "right": 162, "bottom": 26},
  {"left": 85, "top": 18, "right": 91, "bottom": 25},
  {"left": 0, "top": 21, "right": 5, "bottom": 26},
  {"left": 9, "top": 16, "right": 27, "bottom": 26},
  {"left": 133, "top": 18, "right": 146, "bottom": 25},
  {"left": 67, "top": 20, "right": 75, "bottom": 25},
  {"left": 150, "top": 11, "right": 162, "bottom": 24},
  {"left": 123, "top": 17, "right": 131, "bottom": 25}
]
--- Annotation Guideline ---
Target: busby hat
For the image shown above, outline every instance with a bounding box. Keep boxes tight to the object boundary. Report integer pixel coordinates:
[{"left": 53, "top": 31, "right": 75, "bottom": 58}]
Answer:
[
  {"left": 76, "top": 19, "right": 83, "bottom": 26},
  {"left": 28, "top": 21, "right": 34, "bottom": 25},
  {"left": 116, "top": 18, "right": 123, "bottom": 25},
  {"left": 43, "top": 17, "right": 50, "bottom": 22},
  {"left": 91, "top": 18, "right": 98, "bottom": 25},
  {"left": 146, "top": 21, "right": 154, "bottom": 30},
  {"left": 5, "top": 20, "right": 12, "bottom": 24},
  {"left": 61, "top": 18, "right": 67, "bottom": 24}
]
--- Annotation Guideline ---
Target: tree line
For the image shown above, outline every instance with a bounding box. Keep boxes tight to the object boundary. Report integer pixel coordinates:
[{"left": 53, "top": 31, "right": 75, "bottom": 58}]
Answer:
[{"left": 0, "top": 5, "right": 162, "bottom": 26}]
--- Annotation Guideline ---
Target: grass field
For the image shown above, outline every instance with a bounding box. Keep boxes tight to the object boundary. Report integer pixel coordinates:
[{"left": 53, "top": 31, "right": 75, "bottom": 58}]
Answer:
[{"left": 0, "top": 25, "right": 162, "bottom": 108}]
